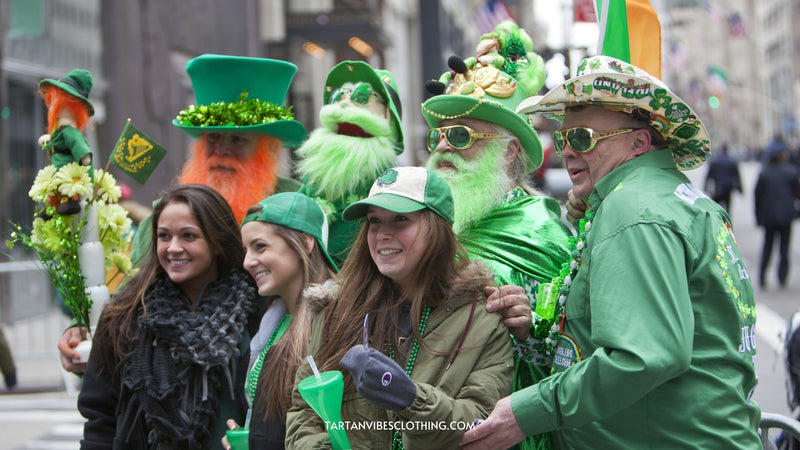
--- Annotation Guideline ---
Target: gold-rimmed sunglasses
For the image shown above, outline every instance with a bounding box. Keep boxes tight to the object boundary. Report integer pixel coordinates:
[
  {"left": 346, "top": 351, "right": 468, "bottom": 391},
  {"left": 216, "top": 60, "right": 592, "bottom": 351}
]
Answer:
[
  {"left": 553, "top": 127, "right": 635, "bottom": 156},
  {"left": 426, "top": 125, "right": 505, "bottom": 152}
]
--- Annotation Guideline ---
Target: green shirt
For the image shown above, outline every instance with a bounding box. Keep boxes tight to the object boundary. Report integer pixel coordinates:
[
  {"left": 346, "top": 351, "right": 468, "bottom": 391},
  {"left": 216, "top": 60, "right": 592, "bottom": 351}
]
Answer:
[{"left": 511, "top": 149, "right": 760, "bottom": 448}]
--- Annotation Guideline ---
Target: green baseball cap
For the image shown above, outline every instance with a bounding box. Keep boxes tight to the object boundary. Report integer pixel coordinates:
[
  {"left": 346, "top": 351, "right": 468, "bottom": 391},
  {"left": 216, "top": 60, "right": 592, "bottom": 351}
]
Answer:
[
  {"left": 342, "top": 167, "right": 454, "bottom": 224},
  {"left": 241, "top": 192, "right": 338, "bottom": 271},
  {"left": 172, "top": 54, "right": 307, "bottom": 148},
  {"left": 324, "top": 60, "right": 404, "bottom": 153},
  {"left": 39, "top": 69, "right": 95, "bottom": 116}
]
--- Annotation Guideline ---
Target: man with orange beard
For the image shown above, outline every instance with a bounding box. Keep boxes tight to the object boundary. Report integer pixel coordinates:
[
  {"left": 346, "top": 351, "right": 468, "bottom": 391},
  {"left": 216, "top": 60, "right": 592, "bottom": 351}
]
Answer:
[
  {"left": 59, "top": 54, "right": 307, "bottom": 373},
  {"left": 295, "top": 61, "right": 403, "bottom": 265}
]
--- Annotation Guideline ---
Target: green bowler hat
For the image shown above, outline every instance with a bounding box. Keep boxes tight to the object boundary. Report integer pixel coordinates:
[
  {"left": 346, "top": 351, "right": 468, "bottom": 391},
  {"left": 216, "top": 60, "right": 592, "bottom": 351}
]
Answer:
[
  {"left": 172, "top": 54, "right": 307, "bottom": 148},
  {"left": 324, "top": 61, "right": 404, "bottom": 153},
  {"left": 39, "top": 69, "right": 95, "bottom": 116}
]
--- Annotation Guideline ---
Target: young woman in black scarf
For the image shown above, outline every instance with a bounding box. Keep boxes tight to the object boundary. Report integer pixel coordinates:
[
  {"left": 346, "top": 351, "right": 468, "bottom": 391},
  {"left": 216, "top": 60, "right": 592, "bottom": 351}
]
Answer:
[{"left": 78, "top": 184, "right": 258, "bottom": 449}]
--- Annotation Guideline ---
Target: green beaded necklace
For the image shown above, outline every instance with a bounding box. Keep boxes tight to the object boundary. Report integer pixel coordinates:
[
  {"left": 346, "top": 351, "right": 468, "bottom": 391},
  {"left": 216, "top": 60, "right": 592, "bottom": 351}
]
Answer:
[
  {"left": 245, "top": 313, "right": 291, "bottom": 405},
  {"left": 532, "top": 210, "right": 593, "bottom": 356},
  {"left": 388, "top": 306, "right": 431, "bottom": 450}
]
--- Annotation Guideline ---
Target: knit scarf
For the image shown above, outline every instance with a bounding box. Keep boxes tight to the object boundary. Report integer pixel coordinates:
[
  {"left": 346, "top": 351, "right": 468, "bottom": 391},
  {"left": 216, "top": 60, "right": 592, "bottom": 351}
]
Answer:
[{"left": 119, "top": 269, "right": 255, "bottom": 449}]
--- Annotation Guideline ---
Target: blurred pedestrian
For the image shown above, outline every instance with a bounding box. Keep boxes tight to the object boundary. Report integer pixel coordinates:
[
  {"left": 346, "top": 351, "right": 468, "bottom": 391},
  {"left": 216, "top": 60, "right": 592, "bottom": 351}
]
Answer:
[
  {"left": 755, "top": 144, "right": 800, "bottom": 289},
  {"left": 704, "top": 142, "right": 741, "bottom": 214},
  {"left": 0, "top": 324, "right": 17, "bottom": 390}
]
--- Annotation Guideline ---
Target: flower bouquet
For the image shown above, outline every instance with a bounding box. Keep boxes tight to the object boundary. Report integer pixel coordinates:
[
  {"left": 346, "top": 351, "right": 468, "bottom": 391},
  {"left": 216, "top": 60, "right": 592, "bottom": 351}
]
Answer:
[{"left": 7, "top": 162, "right": 135, "bottom": 356}]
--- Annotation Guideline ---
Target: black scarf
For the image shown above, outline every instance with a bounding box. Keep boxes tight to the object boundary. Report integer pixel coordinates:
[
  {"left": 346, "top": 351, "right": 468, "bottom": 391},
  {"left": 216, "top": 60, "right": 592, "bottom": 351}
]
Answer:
[{"left": 119, "top": 269, "right": 255, "bottom": 449}]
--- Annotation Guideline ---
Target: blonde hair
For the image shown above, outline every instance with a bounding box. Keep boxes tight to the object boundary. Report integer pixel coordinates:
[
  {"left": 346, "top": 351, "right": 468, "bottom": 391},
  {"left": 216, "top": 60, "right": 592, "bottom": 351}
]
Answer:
[{"left": 246, "top": 208, "right": 337, "bottom": 422}]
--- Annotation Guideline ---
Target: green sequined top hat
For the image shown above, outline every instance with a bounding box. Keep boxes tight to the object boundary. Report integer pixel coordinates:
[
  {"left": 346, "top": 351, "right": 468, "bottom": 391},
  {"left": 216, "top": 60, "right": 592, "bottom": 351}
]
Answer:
[
  {"left": 39, "top": 69, "right": 95, "bottom": 116},
  {"left": 241, "top": 192, "right": 338, "bottom": 271},
  {"left": 323, "top": 60, "right": 404, "bottom": 153},
  {"left": 516, "top": 55, "right": 711, "bottom": 171},
  {"left": 342, "top": 166, "right": 454, "bottom": 224},
  {"left": 172, "top": 54, "right": 307, "bottom": 148}
]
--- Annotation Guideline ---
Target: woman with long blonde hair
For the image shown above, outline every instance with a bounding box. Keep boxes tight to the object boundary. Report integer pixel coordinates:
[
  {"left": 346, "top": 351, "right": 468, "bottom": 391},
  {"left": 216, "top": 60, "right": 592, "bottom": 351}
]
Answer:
[{"left": 225, "top": 192, "right": 338, "bottom": 449}]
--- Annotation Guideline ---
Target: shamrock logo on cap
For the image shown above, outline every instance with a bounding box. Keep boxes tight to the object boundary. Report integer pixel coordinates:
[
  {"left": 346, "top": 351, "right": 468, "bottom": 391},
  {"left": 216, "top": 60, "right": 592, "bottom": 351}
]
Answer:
[{"left": 376, "top": 169, "right": 398, "bottom": 187}]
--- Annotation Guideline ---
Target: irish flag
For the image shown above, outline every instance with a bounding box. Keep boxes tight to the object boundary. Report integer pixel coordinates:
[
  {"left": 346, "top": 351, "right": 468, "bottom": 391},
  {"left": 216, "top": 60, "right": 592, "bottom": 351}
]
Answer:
[{"left": 595, "top": 0, "right": 661, "bottom": 78}]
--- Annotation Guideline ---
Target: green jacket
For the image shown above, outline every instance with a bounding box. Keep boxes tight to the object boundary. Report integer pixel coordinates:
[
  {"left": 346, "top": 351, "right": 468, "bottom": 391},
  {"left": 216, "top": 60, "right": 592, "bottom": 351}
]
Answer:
[
  {"left": 286, "top": 262, "right": 514, "bottom": 449},
  {"left": 48, "top": 125, "right": 93, "bottom": 169},
  {"left": 511, "top": 149, "right": 761, "bottom": 448}
]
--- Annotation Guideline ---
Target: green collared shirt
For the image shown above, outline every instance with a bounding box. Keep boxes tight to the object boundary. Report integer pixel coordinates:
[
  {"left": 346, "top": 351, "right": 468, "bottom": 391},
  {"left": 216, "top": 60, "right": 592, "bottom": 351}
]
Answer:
[{"left": 511, "top": 149, "right": 760, "bottom": 448}]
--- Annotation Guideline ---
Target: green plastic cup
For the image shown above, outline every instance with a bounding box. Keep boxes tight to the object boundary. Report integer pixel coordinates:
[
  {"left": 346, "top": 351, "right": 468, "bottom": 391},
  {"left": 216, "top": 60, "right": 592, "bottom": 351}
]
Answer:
[
  {"left": 225, "top": 427, "right": 249, "bottom": 450},
  {"left": 535, "top": 282, "right": 558, "bottom": 319},
  {"left": 298, "top": 370, "right": 351, "bottom": 450}
]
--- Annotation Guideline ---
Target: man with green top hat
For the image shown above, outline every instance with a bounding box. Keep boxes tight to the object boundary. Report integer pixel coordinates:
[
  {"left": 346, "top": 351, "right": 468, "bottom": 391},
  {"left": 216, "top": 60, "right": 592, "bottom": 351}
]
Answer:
[
  {"left": 173, "top": 53, "right": 307, "bottom": 224},
  {"left": 461, "top": 55, "right": 760, "bottom": 449},
  {"left": 421, "top": 20, "right": 571, "bottom": 450},
  {"left": 295, "top": 60, "right": 403, "bottom": 266},
  {"left": 58, "top": 54, "right": 308, "bottom": 375}
]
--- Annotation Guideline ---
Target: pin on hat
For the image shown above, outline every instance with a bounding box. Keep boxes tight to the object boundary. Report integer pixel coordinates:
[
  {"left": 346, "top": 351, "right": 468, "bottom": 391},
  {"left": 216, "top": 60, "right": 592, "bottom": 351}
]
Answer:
[
  {"left": 342, "top": 166, "right": 454, "bottom": 224},
  {"left": 241, "top": 192, "right": 338, "bottom": 271}
]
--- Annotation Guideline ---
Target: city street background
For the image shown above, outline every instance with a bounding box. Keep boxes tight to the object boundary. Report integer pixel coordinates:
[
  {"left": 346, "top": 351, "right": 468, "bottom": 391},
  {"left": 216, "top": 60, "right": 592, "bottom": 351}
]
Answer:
[{"left": 0, "top": 160, "right": 798, "bottom": 449}]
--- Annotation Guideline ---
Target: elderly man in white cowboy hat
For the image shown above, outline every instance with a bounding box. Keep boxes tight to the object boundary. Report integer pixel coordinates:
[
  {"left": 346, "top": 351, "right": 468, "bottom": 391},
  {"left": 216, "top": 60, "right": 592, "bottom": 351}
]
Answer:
[{"left": 461, "top": 55, "right": 760, "bottom": 449}]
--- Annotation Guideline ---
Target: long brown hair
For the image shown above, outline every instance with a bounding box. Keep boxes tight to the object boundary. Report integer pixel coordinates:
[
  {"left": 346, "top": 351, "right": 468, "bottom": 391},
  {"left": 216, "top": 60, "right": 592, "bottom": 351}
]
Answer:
[
  {"left": 245, "top": 205, "right": 338, "bottom": 422},
  {"left": 315, "top": 209, "right": 471, "bottom": 392},
  {"left": 93, "top": 184, "right": 244, "bottom": 372}
]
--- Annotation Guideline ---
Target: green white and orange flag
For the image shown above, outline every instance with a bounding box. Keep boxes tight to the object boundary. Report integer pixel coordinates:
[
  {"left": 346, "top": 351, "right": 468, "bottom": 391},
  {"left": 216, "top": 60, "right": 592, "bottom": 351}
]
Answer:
[
  {"left": 595, "top": 0, "right": 661, "bottom": 78},
  {"left": 109, "top": 119, "right": 167, "bottom": 185}
]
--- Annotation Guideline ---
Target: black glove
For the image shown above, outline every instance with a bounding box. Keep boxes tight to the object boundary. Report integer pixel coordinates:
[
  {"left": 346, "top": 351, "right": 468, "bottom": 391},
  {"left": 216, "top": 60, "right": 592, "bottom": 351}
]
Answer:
[{"left": 340, "top": 345, "right": 416, "bottom": 410}]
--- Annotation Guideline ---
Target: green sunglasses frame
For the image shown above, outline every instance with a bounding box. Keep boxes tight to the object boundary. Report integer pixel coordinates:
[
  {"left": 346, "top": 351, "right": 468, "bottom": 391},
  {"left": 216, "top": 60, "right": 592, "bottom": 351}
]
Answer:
[
  {"left": 326, "top": 83, "right": 385, "bottom": 106},
  {"left": 553, "top": 127, "right": 635, "bottom": 156},
  {"left": 426, "top": 125, "right": 505, "bottom": 152}
]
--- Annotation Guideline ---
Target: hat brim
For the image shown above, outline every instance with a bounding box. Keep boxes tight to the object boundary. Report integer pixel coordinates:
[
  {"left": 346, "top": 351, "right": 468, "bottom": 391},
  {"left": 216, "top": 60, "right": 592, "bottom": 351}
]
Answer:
[
  {"left": 39, "top": 79, "right": 95, "bottom": 115},
  {"left": 342, "top": 194, "right": 426, "bottom": 222},
  {"left": 172, "top": 118, "right": 307, "bottom": 148},
  {"left": 421, "top": 95, "right": 542, "bottom": 171},
  {"left": 516, "top": 72, "right": 710, "bottom": 171},
  {"left": 325, "top": 61, "right": 404, "bottom": 152}
]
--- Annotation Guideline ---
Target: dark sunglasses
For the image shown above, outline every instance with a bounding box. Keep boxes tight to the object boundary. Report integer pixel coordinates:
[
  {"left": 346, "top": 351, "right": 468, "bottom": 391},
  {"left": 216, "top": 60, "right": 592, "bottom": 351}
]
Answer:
[
  {"left": 426, "top": 125, "right": 505, "bottom": 152},
  {"left": 553, "top": 127, "right": 635, "bottom": 156},
  {"left": 326, "top": 83, "right": 385, "bottom": 106}
]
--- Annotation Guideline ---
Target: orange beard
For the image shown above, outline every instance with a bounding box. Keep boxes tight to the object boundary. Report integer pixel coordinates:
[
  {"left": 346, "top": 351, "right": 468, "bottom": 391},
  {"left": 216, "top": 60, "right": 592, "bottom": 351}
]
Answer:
[{"left": 178, "top": 136, "right": 280, "bottom": 222}]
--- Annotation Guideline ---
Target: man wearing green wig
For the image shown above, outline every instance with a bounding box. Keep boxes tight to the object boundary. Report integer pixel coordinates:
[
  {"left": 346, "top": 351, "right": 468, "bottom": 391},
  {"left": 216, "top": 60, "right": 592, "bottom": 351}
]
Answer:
[
  {"left": 295, "top": 60, "right": 403, "bottom": 266},
  {"left": 421, "top": 20, "right": 571, "bottom": 450}
]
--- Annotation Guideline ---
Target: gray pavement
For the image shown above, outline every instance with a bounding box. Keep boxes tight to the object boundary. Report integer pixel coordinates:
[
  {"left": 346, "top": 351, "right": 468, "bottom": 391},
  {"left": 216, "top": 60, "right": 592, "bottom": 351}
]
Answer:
[{"left": 0, "top": 161, "right": 798, "bottom": 449}]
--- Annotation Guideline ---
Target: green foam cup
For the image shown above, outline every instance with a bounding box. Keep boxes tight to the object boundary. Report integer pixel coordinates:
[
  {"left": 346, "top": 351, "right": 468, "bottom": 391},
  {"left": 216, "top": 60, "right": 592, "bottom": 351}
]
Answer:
[
  {"left": 225, "top": 428, "right": 249, "bottom": 450},
  {"left": 298, "top": 370, "right": 351, "bottom": 450}
]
